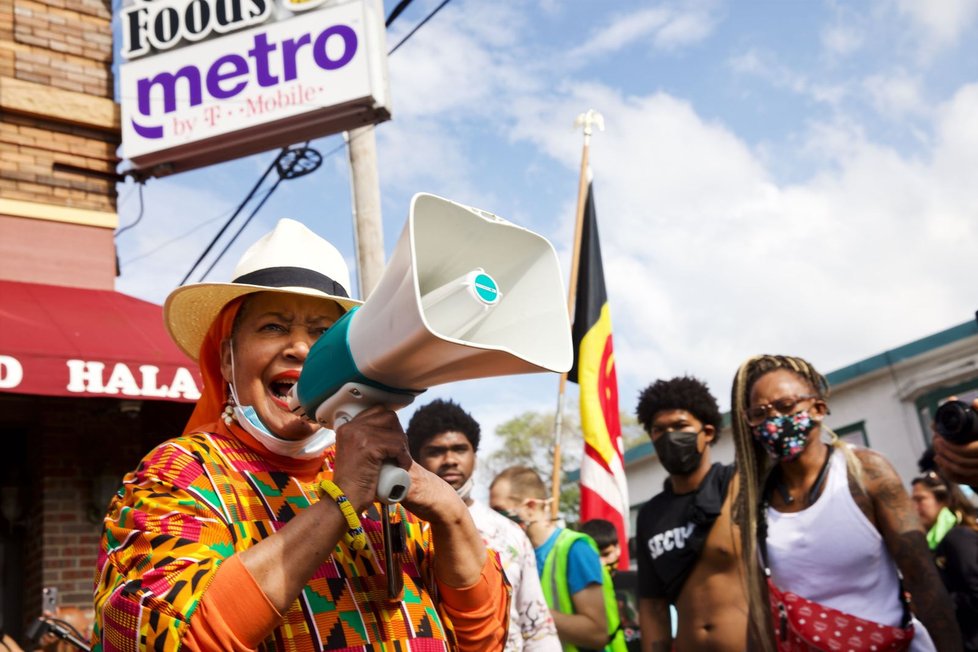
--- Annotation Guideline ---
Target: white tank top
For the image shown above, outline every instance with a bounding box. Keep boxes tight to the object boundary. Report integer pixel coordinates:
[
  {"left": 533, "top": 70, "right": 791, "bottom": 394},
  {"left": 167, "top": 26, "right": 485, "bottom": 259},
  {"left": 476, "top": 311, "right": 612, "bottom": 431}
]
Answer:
[{"left": 766, "top": 449, "right": 935, "bottom": 652}]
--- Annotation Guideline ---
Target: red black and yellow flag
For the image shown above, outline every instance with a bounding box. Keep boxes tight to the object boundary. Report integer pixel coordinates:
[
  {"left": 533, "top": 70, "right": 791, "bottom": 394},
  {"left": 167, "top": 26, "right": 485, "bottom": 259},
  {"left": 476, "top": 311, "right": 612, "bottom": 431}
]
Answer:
[{"left": 568, "top": 181, "right": 630, "bottom": 568}]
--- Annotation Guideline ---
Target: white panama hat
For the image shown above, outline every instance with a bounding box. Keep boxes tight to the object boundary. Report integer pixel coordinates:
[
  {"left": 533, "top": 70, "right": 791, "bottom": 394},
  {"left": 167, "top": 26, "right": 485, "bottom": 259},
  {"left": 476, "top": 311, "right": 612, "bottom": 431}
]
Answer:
[{"left": 164, "top": 218, "right": 362, "bottom": 361}]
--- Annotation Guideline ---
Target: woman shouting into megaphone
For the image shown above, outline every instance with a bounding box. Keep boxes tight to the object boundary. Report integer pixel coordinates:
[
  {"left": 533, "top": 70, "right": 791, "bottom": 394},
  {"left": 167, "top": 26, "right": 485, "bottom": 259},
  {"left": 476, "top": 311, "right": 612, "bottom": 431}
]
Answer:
[{"left": 92, "top": 219, "right": 510, "bottom": 651}]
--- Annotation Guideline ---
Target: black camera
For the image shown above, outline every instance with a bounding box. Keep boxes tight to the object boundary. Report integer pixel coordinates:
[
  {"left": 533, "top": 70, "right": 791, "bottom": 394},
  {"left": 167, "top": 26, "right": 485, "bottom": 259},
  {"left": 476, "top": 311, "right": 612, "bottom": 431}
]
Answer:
[{"left": 934, "top": 400, "right": 978, "bottom": 444}]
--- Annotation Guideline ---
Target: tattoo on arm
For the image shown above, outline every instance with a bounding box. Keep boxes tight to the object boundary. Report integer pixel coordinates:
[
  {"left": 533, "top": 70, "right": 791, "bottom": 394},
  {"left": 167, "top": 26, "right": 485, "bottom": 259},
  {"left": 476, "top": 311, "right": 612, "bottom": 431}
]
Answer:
[
  {"left": 888, "top": 530, "right": 962, "bottom": 651},
  {"left": 866, "top": 451, "right": 963, "bottom": 651}
]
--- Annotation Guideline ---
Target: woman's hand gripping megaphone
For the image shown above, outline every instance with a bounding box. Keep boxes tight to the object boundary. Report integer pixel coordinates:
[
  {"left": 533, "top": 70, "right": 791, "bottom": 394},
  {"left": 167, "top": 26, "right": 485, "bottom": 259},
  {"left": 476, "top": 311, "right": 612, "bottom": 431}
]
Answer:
[
  {"left": 323, "top": 386, "right": 416, "bottom": 504},
  {"left": 326, "top": 404, "right": 414, "bottom": 600},
  {"left": 328, "top": 405, "right": 415, "bottom": 513}
]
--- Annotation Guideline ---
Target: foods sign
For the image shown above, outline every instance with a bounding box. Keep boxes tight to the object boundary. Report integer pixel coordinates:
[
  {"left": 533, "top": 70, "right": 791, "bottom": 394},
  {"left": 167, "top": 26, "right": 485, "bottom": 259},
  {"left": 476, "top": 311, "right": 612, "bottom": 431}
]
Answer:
[{"left": 119, "top": 0, "right": 390, "bottom": 175}]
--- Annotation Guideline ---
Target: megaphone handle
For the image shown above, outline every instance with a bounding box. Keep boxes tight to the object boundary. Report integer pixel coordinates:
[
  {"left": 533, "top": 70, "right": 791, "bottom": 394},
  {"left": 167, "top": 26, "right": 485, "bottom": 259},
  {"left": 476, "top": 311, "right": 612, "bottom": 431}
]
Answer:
[
  {"left": 382, "top": 503, "right": 405, "bottom": 600},
  {"left": 333, "top": 409, "right": 412, "bottom": 506}
]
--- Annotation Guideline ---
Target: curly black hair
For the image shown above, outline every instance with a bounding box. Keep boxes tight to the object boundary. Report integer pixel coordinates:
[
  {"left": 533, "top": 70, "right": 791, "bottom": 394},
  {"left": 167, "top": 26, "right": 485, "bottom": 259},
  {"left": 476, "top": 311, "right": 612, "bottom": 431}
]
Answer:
[
  {"left": 406, "top": 398, "right": 481, "bottom": 459},
  {"left": 635, "top": 376, "right": 722, "bottom": 443}
]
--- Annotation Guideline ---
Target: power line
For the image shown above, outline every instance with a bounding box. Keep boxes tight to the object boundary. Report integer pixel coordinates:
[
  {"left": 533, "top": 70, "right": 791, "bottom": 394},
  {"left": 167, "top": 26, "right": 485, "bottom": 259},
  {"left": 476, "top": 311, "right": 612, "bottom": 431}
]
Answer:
[
  {"left": 116, "top": 180, "right": 140, "bottom": 211},
  {"left": 195, "top": 145, "right": 317, "bottom": 281},
  {"left": 121, "top": 133, "right": 357, "bottom": 273},
  {"left": 178, "top": 149, "right": 284, "bottom": 285},
  {"left": 389, "top": 0, "right": 453, "bottom": 55},
  {"left": 115, "top": 182, "right": 145, "bottom": 238},
  {"left": 385, "top": 0, "right": 416, "bottom": 27},
  {"left": 194, "top": 185, "right": 278, "bottom": 281},
  {"left": 122, "top": 208, "right": 237, "bottom": 266}
]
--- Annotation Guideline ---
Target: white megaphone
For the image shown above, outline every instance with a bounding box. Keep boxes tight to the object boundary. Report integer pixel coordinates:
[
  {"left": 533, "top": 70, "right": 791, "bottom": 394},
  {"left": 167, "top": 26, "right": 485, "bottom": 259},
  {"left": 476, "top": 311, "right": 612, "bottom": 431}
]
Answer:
[{"left": 289, "top": 193, "right": 573, "bottom": 503}]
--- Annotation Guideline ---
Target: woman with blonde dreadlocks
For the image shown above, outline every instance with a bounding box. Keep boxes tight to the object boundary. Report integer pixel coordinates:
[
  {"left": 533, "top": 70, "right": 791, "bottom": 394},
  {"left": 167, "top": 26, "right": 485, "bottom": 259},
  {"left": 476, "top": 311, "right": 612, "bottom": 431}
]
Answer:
[{"left": 729, "top": 354, "right": 960, "bottom": 652}]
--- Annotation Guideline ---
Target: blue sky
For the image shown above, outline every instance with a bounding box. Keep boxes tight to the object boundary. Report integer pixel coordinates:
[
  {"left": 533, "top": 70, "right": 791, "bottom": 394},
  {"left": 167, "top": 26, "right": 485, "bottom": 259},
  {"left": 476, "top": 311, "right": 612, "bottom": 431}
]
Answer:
[{"left": 113, "top": 0, "right": 978, "bottom": 466}]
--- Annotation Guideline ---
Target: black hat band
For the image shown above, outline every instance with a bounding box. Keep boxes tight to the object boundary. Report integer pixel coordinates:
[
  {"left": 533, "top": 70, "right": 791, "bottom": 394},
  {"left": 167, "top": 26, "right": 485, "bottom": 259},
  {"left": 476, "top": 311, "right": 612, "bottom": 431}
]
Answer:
[{"left": 233, "top": 267, "right": 350, "bottom": 298}]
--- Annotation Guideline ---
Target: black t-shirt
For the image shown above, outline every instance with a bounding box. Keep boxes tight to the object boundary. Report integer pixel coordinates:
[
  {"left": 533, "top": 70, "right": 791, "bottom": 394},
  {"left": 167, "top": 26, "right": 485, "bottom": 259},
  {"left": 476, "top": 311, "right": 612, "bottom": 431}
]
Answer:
[
  {"left": 636, "top": 462, "right": 735, "bottom": 604},
  {"left": 935, "top": 525, "right": 978, "bottom": 651}
]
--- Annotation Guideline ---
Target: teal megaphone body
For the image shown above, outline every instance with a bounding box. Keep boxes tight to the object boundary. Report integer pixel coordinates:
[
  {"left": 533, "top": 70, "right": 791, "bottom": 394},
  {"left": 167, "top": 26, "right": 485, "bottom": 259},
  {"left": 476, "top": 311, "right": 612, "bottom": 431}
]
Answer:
[{"left": 289, "top": 193, "right": 573, "bottom": 503}]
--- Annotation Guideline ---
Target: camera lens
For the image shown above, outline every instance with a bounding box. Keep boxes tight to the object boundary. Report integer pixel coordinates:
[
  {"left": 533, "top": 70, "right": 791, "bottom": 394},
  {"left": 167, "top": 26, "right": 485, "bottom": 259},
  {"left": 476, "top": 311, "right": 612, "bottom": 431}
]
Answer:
[{"left": 934, "top": 400, "right": 978, "bottom": 445}]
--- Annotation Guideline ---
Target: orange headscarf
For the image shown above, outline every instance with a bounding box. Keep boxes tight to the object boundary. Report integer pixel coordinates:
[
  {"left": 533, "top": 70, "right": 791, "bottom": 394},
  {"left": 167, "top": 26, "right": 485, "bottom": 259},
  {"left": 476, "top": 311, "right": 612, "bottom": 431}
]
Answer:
[{"left": 184, "top": 298, "right": 243, "bottom": 435}]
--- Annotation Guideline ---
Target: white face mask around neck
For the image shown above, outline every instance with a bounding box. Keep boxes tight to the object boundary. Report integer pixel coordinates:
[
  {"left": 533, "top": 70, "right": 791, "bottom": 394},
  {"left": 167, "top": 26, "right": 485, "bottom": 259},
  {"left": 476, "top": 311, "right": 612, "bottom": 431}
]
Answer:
[
  {"left": 227, "top": 345, "right": 333, "bottom": 460},
  {"left": 455, "top": 474, "right": 475, "bottom": 501}
]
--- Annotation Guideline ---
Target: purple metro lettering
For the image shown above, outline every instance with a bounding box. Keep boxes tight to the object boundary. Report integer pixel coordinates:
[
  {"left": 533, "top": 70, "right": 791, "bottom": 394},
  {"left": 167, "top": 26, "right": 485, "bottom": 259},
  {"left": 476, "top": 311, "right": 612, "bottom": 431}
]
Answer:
[{"left": 130, "top": 23, "right": 357, "bottom": 139}]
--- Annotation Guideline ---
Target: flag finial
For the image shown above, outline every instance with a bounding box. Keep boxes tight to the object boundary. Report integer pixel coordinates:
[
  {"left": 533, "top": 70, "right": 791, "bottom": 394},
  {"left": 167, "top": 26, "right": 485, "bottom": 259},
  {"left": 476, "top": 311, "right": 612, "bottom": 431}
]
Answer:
[{"left": 574, "top": 110, "right": 605, "bottom": 139}]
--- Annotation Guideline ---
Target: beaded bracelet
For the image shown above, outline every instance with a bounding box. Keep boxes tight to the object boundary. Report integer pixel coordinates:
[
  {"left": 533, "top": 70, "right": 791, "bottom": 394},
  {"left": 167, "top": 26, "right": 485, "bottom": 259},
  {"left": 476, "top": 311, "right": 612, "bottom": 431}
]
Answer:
[{"left": 319, "top": 480, "right": 367, "bottom": 551}]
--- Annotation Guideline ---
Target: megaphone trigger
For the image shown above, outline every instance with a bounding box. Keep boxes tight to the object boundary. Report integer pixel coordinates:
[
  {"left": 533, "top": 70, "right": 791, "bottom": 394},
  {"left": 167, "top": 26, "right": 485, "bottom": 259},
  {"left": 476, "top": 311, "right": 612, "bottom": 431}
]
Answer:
[{"left": 378, "top": 465, "right": 410, "bottom": 504}]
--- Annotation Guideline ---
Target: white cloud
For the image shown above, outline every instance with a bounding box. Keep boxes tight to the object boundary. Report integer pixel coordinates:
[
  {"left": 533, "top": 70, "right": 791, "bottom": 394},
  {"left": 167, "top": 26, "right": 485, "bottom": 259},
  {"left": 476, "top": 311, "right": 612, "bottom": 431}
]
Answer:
[
  {"left": 575, "top": 7, "right": 674, "bottom": 57},
  {"left": 275, "top": 2, "right": 978, "bottom": 418},
  {"left": 896, "top": 0, "right": 978, "bottom": 55},
  {"left": 376, "top": 118, "right": 479, "bottom": 199},
  {"left": 862, "top": 70, "right": 928, "bottom": 119},
  {"left": 821, "top": 22, "right": 865, "bottom": 57},
  {"left": 728, "top": 48, "right": 847, "bottom": 106},
  {"left": 505, "top": 76, "right": 978, "bottom": 410},
  {"left": 819, "top": 2, "right": 868, "bottom": 59},
  {"left": 385, "top": 2, "right": 538, "bottom": 120},
  {"left": 567, "top": 3, "right": 718, "bottom": 62},
  {"left": 115, "top": 179, "right": 242, "bottom": 303},
  {"left": 655, "top": 8, "right": 717, "bottom": 49}
]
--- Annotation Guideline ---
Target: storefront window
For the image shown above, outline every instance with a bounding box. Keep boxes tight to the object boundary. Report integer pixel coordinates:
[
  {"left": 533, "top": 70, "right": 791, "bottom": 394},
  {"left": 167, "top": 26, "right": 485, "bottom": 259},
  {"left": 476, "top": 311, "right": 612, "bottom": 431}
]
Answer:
[{"left": 833, "top": 421, "right": 869, "bottom": 447}]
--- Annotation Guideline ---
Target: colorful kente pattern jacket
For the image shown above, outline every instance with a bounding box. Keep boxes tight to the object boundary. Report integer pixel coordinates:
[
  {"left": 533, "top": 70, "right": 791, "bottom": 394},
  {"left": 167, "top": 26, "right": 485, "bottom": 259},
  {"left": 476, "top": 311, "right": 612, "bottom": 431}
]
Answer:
[{"left": 92, "top": 424, "right": 495, "bottom": 651}]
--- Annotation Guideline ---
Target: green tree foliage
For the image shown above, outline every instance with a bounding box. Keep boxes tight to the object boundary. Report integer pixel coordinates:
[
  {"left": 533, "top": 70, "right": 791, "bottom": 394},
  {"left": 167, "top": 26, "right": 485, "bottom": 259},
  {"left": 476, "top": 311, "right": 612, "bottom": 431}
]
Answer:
[
  {"left": 620, "top": 412, "right": 648, "bottom": 450},
  {"left": 485, "top": 410, "right": 648, "bottom": 526},
  {"left": 484, "top": 410, "right": 581, "bottom": 522}
]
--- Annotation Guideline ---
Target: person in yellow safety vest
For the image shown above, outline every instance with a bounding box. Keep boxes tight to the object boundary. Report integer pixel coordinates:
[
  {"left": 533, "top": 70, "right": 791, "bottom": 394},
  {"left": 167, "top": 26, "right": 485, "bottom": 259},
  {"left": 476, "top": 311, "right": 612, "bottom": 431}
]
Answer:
[
  {"left": 491, "top": 465, "right": 626, "bottom": 652},
  {"left": 580, "top": 519, "right": 641, "bottom": 652}
]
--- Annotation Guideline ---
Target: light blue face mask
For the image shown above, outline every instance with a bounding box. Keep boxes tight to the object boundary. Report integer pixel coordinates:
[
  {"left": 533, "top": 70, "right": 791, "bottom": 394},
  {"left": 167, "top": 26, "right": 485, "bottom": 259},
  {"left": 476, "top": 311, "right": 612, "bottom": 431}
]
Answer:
[
  {"left": 228, "top": 347, "right": 333, "bottom": 460},
  {"left": 234, "top": 402, "right": 272, "bottom": 436},
  {"left": 231, "top": 401, "right": 333, "bottom": 459}
]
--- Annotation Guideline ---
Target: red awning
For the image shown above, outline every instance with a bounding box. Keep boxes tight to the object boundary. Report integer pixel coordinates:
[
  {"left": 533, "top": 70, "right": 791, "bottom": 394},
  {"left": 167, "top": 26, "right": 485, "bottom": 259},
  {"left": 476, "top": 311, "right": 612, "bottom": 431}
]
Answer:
[{"left": 0, "top": 280, "right": 201, "bottom": 402}]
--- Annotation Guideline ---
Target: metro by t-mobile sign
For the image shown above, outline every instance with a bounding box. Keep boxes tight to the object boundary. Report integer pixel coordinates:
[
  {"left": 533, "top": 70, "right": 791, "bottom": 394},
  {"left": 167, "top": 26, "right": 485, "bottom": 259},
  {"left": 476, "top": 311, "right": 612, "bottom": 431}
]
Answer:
[{"left": 118, "top": 0, "right": 391, "bottom": 175}]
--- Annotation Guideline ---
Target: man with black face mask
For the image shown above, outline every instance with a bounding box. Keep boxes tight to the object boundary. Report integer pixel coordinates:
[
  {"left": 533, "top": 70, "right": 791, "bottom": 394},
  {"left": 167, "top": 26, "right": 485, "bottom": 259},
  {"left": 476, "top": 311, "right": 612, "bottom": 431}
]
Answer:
[{"left": 634, "top": 376, "right": 746, "bottom": 652}]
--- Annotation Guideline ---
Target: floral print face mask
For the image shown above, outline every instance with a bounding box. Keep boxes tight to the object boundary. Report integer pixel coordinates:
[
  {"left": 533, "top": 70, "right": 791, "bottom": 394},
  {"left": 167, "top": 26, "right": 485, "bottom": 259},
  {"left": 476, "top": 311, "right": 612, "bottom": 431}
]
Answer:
[{"left": 751, "top": 411, "right": 816, "bottom": 461}]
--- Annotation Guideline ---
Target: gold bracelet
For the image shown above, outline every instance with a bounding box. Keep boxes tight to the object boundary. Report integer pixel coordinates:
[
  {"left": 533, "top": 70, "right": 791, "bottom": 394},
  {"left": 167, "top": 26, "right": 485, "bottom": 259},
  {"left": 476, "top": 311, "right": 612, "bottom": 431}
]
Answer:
[{"left": 319, "top": 480, "right": 367, "bottom": 551}]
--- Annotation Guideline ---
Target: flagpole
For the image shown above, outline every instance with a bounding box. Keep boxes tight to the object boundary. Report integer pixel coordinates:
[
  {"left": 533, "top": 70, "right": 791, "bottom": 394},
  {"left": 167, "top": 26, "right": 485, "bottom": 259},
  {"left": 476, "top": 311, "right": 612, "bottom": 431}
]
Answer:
[{"left": 550, "top": 109, "right": 604, "bottom": 521}]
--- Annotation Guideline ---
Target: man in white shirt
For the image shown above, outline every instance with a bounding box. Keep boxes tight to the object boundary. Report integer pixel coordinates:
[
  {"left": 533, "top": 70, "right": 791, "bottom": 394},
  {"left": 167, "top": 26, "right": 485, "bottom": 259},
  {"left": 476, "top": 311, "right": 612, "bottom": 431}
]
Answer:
[{"left": 407, "top": 399, "right": 561, "bottom": 652}]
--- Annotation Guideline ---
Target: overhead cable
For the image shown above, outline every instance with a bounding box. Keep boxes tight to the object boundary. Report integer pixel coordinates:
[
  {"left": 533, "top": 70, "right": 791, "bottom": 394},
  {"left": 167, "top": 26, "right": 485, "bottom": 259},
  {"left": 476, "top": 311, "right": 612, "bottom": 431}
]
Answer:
[
  {"left": 178, "top": 148, "right": 285, "bottom": 285},
  {"left": 388, "top": 0, "right": 452, "bottom": 55},
  {"left": 385, "top": 0, "right": 415, "bottom": 27}
]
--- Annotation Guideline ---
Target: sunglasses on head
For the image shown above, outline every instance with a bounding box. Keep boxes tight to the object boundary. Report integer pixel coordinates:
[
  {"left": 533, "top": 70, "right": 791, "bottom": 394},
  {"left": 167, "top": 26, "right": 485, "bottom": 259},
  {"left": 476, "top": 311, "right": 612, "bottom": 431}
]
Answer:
[{"left": 913, "top": 470, "right": 946, "bottom": 488}]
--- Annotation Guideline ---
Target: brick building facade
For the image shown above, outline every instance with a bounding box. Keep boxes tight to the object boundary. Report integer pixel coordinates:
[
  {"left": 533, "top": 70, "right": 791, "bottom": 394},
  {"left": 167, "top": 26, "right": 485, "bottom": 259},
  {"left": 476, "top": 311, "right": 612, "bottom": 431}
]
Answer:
[
  {"left": 1, "top": 0, "right": 118, "bottom": 289},
  {"left": 1, "top": 0, "right": 195, "bottom": 643}
]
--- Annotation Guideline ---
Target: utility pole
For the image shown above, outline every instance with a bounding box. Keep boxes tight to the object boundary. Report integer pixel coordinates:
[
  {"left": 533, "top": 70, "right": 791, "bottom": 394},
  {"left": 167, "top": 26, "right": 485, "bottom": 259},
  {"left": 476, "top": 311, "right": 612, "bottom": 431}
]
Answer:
[{"left": 346, "top": 125, "right": 386, "bottom": 298}]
